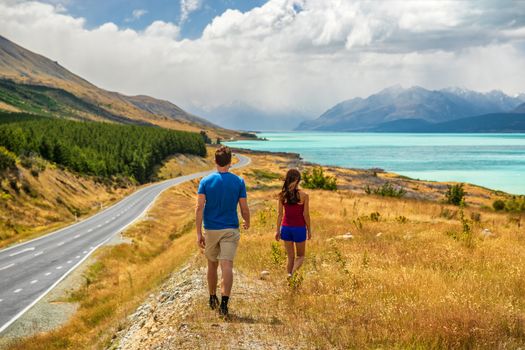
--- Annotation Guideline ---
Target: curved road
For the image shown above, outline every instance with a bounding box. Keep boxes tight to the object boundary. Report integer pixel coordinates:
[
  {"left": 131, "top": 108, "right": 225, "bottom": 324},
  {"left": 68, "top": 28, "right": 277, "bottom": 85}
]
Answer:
[{"left": 0, "top": 154, "right": 250, "bottom": 333}]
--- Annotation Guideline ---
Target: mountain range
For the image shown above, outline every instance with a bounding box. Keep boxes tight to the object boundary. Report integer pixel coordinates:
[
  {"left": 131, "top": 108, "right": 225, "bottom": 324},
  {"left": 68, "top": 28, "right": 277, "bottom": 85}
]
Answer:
[
  {"left": 0, "top": 35, "right": 237, "bottom": 139},
  {"left": 297, "top": 85, "right": 525, "bottom": 132}
]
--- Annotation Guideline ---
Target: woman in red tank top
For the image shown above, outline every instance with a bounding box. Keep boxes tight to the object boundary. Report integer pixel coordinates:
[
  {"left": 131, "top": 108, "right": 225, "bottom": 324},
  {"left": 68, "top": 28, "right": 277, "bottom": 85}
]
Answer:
[{"left": 275, "top": 169, "right": 312, "bottom": 278}]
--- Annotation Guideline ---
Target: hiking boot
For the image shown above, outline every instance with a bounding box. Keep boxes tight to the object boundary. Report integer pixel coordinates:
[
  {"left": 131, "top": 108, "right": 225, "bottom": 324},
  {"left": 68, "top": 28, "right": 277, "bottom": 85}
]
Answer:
[
  {"left": 219, "top": 302, "right": 229, "bottom": 317},
  {"left": 209, "top": 295, "right": 219, "bottom": 310}
]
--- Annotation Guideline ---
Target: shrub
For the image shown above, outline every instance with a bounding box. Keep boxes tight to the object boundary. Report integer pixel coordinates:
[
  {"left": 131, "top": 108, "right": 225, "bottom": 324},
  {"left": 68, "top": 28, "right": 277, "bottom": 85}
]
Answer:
[
  {"left": 492, "top": 196, "right": 525, "bottom": 212},
  {"left": 0, "top": 146, "right": 16, "bottom": 172},
  {"left": 302, "top": 167, "right": 337, "bottom": 191},
  {"left": 493, "top": 200, "right": 505, "bottom": 211},
  {"left": 445, "top": 183, "right": 465, "bottom": 206},
  {"left": 270, "top": 241, "right": 285, "bottom": 266},
  {"left": 370, "top": 211, "right": 381, "bottom": 222},
  {"left": 365, "top": 182, "right": 406, "bottom": 198}
]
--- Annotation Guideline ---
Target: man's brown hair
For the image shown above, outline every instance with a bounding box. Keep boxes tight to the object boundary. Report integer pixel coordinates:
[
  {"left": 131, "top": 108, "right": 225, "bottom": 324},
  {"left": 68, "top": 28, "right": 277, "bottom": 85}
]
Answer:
[{"left": 215, "top": 146, "right": 232, "bottom": 167}]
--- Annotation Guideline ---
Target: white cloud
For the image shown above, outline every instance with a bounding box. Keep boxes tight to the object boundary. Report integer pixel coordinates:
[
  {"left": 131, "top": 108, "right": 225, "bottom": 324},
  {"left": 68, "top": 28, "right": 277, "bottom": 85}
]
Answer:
[
  {"left": 125, "top": 8, "right": 147, "bottom": 22},
  {"left": 180, "top": 0, "right": 202, "bottom": 24},
  {"left": 144, "top": 21, "right": 180, "bottom": 39},
  {"left": 0, "top": 0, "right": 524, "bottom": 118}
]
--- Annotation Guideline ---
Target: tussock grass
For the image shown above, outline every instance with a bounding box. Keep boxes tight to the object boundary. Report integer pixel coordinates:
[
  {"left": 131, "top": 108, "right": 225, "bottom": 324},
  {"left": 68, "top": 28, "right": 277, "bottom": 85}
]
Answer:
[{"left": 230, "top": 156, "right": 525, "bottom": 349}]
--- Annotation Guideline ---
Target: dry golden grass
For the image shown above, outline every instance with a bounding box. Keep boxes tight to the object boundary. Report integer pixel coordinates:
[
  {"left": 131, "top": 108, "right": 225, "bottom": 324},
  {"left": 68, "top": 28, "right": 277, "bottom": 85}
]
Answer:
[
  {"left": 6, "top": 180, "right": 202, "bottom": 350},
  {"left": 228, "top": 153, "right": 525, "bottom": 349},
  {"left": 0, "top": 163, "right": 134, "bottom": 249}
]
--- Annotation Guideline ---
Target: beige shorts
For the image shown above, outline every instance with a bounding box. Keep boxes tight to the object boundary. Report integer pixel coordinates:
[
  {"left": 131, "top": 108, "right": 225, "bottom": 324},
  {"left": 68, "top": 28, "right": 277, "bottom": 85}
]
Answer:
[{"left": 204, "top": 228, "right": 240, "bottom": 262}]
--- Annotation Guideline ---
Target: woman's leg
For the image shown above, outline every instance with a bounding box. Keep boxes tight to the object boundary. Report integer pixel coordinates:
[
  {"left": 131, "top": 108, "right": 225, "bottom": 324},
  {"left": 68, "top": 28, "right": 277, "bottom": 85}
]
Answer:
[
  {"left": 284, "top": 240, "right": 295, "bottom": 275},
  {"left": 292, "top": 241, "right": 306, "bottom": 274}
]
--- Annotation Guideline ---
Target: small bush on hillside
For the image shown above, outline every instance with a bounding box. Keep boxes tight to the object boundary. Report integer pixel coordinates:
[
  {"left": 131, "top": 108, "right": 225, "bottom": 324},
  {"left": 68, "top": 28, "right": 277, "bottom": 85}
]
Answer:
[
  {"left": 445, "top": 183, "right": 465, "bottom": 206},
  {"left": 370, "top": 212, "right": 381, "bottom": 222},
  {"left": 493, "top": 200, "right": 505, "bottom": 211},
  {"left": 0, "top": 146, "right": 16, "bottom": 172},
  {"left": 365, "top": 182, "right": 406, "bottom": 198},
  {"left": 270, "top": 241, "right": 285, "bottom": 266},
  {"left": 302, "top": 167, "right": 337, "bottom": 191},
  {"left": 492, "top": 196, "right": 525, "bottom": 212}
]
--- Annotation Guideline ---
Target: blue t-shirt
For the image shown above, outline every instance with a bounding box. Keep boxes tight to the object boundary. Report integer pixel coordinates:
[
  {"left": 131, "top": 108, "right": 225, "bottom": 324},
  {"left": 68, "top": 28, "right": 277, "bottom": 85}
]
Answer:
[{"left": 197, "top": 172, "right": 247, "bottom": 230}]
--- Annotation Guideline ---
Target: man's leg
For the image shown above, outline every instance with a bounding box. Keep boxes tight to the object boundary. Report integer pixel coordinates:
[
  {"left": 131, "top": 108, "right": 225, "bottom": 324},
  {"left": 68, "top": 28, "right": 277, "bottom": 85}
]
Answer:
[
  {"left": 220, "top": 259, "right": 233, "bottom": 296},
  {"left": 219, "top": 259, "right": 233, "bottom": 316},
  {"left": 207, "top": 259, "right": 219, "bottom": 309},
  {"left": 207, "top": 259, "right": 219, "bottom": 295}
]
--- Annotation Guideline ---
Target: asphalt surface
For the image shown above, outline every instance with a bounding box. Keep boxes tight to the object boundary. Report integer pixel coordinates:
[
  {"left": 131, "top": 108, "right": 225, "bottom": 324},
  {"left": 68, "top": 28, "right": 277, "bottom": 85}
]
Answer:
[{"left": 0, "top": 154, "right": 250, "bottom": 333}]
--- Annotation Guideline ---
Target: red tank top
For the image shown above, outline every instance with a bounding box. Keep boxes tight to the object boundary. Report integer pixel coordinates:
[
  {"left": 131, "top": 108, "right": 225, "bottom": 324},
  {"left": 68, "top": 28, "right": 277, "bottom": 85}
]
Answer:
[{"left": 282, "top": 202, "right": 306, "bottom": 227}]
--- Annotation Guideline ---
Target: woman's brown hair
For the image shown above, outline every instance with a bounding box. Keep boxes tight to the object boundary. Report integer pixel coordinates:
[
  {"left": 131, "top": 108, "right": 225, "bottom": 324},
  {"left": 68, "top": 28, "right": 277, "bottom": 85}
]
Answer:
[{"left": 279, "top": 169, "right": 301, "bottom": 204}]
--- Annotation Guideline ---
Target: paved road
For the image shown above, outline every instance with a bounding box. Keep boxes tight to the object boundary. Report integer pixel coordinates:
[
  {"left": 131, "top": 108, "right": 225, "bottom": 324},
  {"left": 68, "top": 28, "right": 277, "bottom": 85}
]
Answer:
[{"left": 0, "top": 154, "right": 250, "bottom": 333}]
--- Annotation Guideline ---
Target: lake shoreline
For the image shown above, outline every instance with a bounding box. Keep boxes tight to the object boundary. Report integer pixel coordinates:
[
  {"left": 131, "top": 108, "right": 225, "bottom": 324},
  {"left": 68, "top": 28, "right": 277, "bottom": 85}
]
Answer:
[{"left": 225, "top": 132, "right": 525, "bottom": 195}]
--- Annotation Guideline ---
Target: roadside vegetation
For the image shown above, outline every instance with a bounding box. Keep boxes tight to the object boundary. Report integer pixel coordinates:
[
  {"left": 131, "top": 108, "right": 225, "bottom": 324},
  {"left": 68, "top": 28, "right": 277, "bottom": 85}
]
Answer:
[{"left": 0, "top": 112, "right": 206, "bottom": 183}]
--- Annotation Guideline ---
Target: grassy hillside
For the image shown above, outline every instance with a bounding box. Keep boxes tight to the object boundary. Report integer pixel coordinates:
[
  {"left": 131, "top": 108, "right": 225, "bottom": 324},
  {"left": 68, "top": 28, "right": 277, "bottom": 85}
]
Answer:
[
  {"left": 0, "top": 35, "right": 245, "bottom": 140},
  {"left": 0, "top": 79, "right": 145, "bottom": 124},
  {"left": 0, "top": 156, "right": 134, "bottom": 249},
  {"left": 0, "top": 112, "right": 206, "bottom": 183},
  {"left": 6, "top": 151, "right": 524, "bottom": 349},
  {"left": 0, "top": 147, "right": 214, "bottom": 250}
]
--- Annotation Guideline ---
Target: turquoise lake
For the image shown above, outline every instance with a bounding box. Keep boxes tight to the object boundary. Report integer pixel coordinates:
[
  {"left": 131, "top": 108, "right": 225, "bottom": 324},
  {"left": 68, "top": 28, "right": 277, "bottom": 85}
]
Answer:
[{"left": 225, "top": 133, "right": 525, "bottom": 195}]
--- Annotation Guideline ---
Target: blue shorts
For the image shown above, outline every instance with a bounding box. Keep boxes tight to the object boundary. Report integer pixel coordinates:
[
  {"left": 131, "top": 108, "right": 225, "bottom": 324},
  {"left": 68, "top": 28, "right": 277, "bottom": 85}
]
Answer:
[{"left": 280, "top": 226, "right": 307, "bottom": 243}]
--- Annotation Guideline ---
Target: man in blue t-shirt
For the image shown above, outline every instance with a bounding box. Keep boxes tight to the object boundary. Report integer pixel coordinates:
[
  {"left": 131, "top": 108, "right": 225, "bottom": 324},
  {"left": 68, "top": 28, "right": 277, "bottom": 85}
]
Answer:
[{"left": 196, "top": 146, "right": 250, "bottom": 317}]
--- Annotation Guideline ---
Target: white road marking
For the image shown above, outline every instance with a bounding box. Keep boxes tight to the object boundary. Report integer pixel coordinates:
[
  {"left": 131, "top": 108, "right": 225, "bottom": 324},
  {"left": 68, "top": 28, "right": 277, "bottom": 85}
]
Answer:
[
  {"left": 105, "top": 220, "right": 110, "bottom": 224},
  {"left": 97, "top": 224, "right": 102, "bottom": 228},
  {"left": 34, "top": 251, "right": 44, "bottom": 257},
  {"left": 30, "top": 280, "right": 38, "bottom": 284},
  {"left": 0, "top": 263, "right": 15, "bottom": 271},
  {"left": 9, "top": 247, "right": 35, "bottom": 257},
  {"left": 67, "top": 260, "right": 72, "bottom": 264},
  {"left": 74, "top": 234, "right": 80, "bottom": 238},
  {"left": 75, "top": 256, "right": 80, "bottom": 259},
  {"left": 83, "top": 250, "right": 88, "bottom": 254},
  {"left": 13, "top": 289, "right": 22, "bottom": 294},
  {"left": 57, "top": 242, "right": 64, "bottom": 247},
  {"left": 45, "top": 272, "right": 51, "bottom": 276},
  {"left": 111, "top": 217, "right": 115, "bottom": 220},
  {"left": 0, "top": 299, "right": 3, "bottom": 303},
  {"left": 56, "top": 266, "right": 63, "bottom": 270},
  {"left": 87, "top": 229, "right": 93, "bottom": 232}
]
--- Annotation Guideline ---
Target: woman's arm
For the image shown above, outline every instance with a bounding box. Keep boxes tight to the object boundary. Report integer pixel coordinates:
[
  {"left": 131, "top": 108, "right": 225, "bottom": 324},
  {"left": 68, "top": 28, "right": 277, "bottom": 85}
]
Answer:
[
  {"left": 275, "top": 199, "right": 283, "bottom": 241},
  {"left": 303, "top": 193, "right": 312, "bottom": 239}
]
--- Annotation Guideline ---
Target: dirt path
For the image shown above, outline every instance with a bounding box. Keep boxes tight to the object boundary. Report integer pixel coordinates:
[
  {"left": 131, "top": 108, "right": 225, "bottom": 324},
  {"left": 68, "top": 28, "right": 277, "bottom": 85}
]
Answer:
[{"left": 109, "top": 255, "right": 301, "bottom": 350}]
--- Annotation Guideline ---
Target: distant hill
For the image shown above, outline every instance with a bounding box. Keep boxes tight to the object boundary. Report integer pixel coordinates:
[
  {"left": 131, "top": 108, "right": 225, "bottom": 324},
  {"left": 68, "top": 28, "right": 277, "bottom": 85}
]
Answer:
[
  {"left": 297, "top": 85, "right": 525, "bottom": 131},
  {"left": 0, "top": 35, "right": 235, "bottom": 138},
  {"left": 371, "top": 113, "right": 525, "bottom": 133}
]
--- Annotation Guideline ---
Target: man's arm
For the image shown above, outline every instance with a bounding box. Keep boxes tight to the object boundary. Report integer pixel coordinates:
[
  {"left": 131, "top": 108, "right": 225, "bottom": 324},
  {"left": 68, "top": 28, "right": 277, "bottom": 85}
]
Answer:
[
  {"left": 239, "top": 198, "right": 250, "bottom": 230},
  {"left": 195, "top": 194, "right": 206, "bottom": 248}
]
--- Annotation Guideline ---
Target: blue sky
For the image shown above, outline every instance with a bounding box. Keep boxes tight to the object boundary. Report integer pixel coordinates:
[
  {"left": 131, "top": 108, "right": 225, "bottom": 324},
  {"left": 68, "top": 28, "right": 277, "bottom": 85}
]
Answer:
[{"left": 58, "top": 0, "right": 267, "bottom": 39}]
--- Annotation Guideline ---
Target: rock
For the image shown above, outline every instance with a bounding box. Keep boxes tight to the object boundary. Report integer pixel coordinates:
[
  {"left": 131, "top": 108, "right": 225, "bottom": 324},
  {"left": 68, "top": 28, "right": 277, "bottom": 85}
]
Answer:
[
  {"left": 376, "top": 232, "right": 383, "bottom": 237},
  {"left": 481, "top": 228, "right": 493, "bottom": 237},
  {"left": 260, "top": 270, "right": 270, "bottom": 279}
]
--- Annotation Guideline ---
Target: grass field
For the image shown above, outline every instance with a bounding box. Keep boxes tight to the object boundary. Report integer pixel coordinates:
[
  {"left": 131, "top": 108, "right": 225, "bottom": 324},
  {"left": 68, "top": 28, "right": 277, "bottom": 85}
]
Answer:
[{"left": 5, "top": 150, "right": 525, "bottom": 349}]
